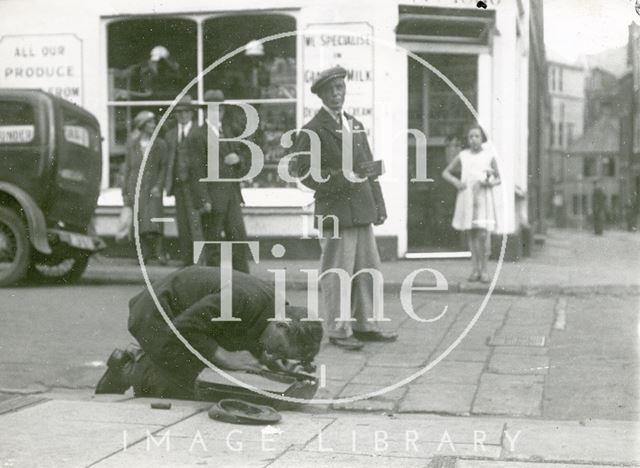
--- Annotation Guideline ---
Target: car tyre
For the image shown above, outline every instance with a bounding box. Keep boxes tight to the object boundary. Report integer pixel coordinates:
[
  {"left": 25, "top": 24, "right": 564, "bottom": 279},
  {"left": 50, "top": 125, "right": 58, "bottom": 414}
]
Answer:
[{"left": 0, "top": 206, "right": 32, "bottom": 287}]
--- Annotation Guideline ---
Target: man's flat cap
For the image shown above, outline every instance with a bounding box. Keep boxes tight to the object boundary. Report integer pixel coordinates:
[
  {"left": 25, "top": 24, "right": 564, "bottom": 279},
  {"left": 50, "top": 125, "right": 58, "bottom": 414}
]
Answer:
[{"left": 311, "top": 65, "right": 347, "bottom": 95}]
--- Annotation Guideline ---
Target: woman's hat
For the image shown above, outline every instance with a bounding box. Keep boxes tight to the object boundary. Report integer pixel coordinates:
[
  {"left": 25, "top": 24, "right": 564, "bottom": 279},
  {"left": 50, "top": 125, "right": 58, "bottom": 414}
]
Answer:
[{"left": 133, "top": 111, "right": 155, "bottom": 129}]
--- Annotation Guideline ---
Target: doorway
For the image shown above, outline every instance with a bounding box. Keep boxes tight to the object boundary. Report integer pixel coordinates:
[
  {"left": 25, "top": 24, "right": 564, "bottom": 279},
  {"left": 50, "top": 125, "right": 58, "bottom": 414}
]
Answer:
[{"left": 407, "top": 53, "right": 478, "bottom": 253}]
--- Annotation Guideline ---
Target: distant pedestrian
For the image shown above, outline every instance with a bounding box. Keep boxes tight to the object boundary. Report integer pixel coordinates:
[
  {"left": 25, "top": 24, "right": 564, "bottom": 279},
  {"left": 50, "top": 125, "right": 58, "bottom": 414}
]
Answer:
[
  {"left": 122, "top": 111, "right": 167, "bottom": 264},
  {"left": 443, "top": 124, "right": 501, "bottom": 283},
  {"left": 592, "top": 180, "right": 606, "bottom": 236},
  {"left": 294, "top": 66, "right": 397, "bottom": 351}
]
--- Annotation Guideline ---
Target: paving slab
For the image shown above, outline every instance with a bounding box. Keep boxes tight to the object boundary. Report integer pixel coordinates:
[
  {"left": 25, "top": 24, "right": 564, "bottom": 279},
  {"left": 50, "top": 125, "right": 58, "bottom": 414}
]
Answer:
[
  {"left": 351, "top": 366, "right": 421, "bottom": 386},
  {"left": 414, "top": 361, "right": 485, "bottom": 385},
  {"left": 399, "top": 383, "right": 476, "bottom": 415},
  {"left": 488, "top": 353, "right": 550, "bottom": 375},
  {"left": 367, "top": 352, "right": 429, "bottom": 368},
  {"left": 456, "top": 461, "right": 622, "bottom": 468},
  {"left": 472, "top": 374, "right": 544, "bottom": 417},
  {"left": 491, "top": 346, "right": 548, "bottom": 356},
  {"left": 332, "top": 383, "right": 407, "bottom": 411},
  {"left": 271, "top": 450, "right": 430, "bottom": 467},
  {"left": 435, "top": 348, "right": 492, "bottom": 363},
  {"left": 0, "top": 399, "right": 199, "bottom": 468},
  {"left": 308, "top": 414, "right": 504, "bottom": 460},
  {"left": 502, "top": 418, "right": 640, "bottom": 465},
  {"left": 93, "top": 437, "right": 279, "bottom": 467}
]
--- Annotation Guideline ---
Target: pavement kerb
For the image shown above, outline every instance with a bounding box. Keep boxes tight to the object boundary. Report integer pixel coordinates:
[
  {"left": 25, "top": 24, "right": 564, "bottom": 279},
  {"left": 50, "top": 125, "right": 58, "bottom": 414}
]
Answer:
[{"left": 81, "top": 269, "right": 640, "bottom": 297}]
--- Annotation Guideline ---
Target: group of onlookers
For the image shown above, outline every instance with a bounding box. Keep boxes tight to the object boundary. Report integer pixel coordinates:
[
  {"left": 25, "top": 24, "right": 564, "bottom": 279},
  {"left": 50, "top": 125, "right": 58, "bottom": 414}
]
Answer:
[{"left": 121, "top": 90, "right": 249, "bottom": 272}]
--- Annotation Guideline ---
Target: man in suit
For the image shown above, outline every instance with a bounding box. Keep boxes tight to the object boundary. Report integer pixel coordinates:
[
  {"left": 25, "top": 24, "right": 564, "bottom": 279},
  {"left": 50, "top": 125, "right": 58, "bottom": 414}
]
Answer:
[
  {"left": 95, "top": 266, "right": 323, "bottom": 399},
  {"left": 294, "top": 66, "right": 397, "bottom": 350},
  {"left": 164, "top": 95, "right": 211, "bottom": 265},
  {"left": 192, "top": 89, "right": 250, "bottom": 273}
]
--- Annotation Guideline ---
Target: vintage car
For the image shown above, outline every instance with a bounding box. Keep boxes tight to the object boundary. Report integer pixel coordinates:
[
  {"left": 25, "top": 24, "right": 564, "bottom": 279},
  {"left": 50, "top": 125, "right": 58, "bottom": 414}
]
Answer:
[{"left": 0, "top": 89, "right": 104, "bottom": 286}]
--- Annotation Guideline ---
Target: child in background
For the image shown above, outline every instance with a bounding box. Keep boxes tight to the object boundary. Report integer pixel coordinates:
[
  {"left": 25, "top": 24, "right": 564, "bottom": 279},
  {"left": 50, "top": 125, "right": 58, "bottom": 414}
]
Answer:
[{"left": 442, "top": 124, "right": 501, "bottom": 283}]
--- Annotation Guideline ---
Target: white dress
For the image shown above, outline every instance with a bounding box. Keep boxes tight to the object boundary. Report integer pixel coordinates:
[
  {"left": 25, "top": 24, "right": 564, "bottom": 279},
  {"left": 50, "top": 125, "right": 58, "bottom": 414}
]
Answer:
[{"left": 451, "top": 148, "right": 496, "bottom": 231}]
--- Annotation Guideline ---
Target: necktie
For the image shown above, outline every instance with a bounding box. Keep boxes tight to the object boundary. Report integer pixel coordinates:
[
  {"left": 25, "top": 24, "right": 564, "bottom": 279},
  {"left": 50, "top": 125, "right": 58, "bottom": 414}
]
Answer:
[{"left": 178, "top": 124, "right": 183, "bottom": 143}]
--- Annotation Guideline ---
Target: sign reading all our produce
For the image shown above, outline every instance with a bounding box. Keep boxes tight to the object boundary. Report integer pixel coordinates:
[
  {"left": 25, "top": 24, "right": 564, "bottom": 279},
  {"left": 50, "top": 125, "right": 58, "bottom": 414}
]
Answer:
[{"left": 0, "top": 33, "right": 83, "bottom": 105}]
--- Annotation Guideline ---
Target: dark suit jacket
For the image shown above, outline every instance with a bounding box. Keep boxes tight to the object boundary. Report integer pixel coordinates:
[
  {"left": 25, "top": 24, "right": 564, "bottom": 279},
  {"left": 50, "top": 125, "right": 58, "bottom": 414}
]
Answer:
[
  {"left": 164, "top": 122, "right": 211, "bottom": 209},
  {"left": 191, "top": 121, "right": 246, "bottom": 214},
  {"left": 128, "top": 266, "right": 275, "bottom": 376},
  {"left": 294, "top": 108, "right": 386, "bottom": 230}
]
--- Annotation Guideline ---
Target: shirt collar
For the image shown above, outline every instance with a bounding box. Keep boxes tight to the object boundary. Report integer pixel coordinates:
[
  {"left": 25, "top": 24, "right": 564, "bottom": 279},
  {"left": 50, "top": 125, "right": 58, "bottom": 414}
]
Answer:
[{"left": 322, "top": 104, "right": 344, "bottom": 124}]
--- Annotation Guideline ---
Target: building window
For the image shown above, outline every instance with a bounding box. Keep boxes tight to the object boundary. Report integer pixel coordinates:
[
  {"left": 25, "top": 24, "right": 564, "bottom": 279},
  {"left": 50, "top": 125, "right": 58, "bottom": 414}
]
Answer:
[
  {"left": 559, "top": 68, "right": 563, "bottom": 92},
  {"left": 582, "top": 194, "right": 588, "bottom": 214},
  {"left": 550, "top": 66, "right": 556, "bottom": 91},
  {"left": 106, "top": 13, "right": 297, "bottom": 190},
  {"left": 602, "top": 156, "right": 615, "bottom": 177},
  {"left": 583, "top": 157, "right": 596, "bottom": 177},
  {"left": 558, "top": 122, "right": 564, "bottom": 148},
  {"left": 572, "top": 194, "right": 579, "bottom": 215},
  {"left": 566, "top": 123, "right": 574, "bottom": 145},
  {"left": 550, "top": 122, "right": 555, "bottom": 148}
]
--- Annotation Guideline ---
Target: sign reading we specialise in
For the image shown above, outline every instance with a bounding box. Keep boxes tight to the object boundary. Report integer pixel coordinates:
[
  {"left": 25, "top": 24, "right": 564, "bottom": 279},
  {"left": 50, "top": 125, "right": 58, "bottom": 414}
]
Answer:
[
  {"left": 0, "top": 33, "right": 83, "bottom": 105},
  {"left": 303, "top": 22, "right": 374, "bottom": 148}
]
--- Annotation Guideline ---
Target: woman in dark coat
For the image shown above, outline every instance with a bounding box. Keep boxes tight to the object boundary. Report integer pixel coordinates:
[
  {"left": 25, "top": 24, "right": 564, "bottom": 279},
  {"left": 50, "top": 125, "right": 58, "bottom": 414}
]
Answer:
[{"left": 122, "top": 111, "right": 168, "bottom": 263}]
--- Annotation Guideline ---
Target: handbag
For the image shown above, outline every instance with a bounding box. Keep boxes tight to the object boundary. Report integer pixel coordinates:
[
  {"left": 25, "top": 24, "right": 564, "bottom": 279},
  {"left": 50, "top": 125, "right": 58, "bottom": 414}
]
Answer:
[{"left": 115, "top": 205, "right": 133, "bottom": 242}]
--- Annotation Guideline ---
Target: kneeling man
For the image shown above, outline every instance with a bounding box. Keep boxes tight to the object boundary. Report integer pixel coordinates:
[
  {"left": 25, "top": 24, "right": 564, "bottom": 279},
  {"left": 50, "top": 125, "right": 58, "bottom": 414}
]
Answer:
[{"left": 96, "top": 266, "right": 322, "bottom": 399}]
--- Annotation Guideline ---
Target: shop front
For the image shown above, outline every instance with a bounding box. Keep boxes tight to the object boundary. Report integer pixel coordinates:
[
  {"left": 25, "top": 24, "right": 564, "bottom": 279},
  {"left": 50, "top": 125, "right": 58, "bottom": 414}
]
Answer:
[{"left": 0, "top": 0, "right": 530, "bottom": 260}]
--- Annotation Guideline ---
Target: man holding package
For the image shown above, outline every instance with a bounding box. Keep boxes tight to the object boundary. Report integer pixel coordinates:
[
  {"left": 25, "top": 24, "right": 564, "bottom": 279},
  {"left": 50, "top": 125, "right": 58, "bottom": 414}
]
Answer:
[
  {"left": 294, "top": 65, "right": 397, "bottom": 351},
  {"left": 95, "top": 266, "right": 322, "bottom": 399}
]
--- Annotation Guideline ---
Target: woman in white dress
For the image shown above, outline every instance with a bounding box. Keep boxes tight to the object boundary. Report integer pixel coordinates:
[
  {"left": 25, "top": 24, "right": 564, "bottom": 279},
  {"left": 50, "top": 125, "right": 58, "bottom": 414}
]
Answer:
[{"left": 442, "top": 125, "right": 501, "bottom": 283}]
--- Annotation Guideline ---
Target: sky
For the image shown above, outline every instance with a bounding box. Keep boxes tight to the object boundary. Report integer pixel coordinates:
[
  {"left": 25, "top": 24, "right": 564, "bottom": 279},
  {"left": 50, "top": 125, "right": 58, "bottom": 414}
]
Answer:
[{"left": 544, "top": 0, "right": 639, "bottom": 60}]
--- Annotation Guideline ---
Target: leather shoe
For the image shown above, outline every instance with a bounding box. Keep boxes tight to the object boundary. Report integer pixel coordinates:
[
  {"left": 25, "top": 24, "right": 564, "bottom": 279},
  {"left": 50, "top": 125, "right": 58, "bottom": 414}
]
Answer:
[
  {"left": 95, "top": 349, "right": 133, "bottom": 394},
  {"left": 353, "top": 330, "right": 398, "bottom": 342},
  {"left": 329, "top": 336, "right": 364, "bottom": 351}
]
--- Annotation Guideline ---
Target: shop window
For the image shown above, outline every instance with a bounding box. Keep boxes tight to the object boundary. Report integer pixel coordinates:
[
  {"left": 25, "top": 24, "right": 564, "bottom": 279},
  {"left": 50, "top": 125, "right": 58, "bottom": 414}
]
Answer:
[
  {"left": 202, "top": 14, "right": 297, "bottom": 188},
  {"left": 105, "top": 14, "right": 297, "bottom": 190},
  {"left": 106, "top": 18, "right": 198, "bottom": 188},
  {"left": 107, "top": 18, "right": 196, "bottom": 101}
]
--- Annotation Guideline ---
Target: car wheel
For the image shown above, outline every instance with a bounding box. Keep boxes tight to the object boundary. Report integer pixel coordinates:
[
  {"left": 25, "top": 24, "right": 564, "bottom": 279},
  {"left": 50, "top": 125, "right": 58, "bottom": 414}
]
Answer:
[
  {"left": 29, "top": 252, "right": 91, "bottom": 284},
  {"left": 0, "top": 206, "right": 32, "bottom": 287}
]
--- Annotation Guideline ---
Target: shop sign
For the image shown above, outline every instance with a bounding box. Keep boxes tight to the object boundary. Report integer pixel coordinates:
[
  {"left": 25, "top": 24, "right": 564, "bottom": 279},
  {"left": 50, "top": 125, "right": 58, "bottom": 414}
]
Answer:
[
  {"left": 0, "top": 34, "right": 83, "bottom": 105},
  {"left": 303, "top": 23, "right": 374, "bottom": 147}
]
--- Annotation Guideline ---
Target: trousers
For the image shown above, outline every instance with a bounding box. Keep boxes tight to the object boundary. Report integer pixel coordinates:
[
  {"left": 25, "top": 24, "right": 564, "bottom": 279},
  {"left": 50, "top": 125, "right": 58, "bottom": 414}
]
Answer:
[{"left": 319, "top": 224, "right": 382, "bottom": 339}]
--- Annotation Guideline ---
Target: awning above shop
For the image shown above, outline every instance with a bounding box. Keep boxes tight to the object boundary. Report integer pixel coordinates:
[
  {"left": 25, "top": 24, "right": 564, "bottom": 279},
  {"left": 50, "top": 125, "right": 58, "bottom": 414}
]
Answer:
[{"left": 396, "top": 6, "right": 496, "bottom": 54}]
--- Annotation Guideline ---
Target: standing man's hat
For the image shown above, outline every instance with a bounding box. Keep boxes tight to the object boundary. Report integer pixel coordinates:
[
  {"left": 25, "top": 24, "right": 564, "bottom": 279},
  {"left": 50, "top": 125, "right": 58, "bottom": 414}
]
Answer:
[
  {"left": 311, "top": 65, "right": 347, "bottom": 95},
  {"left": 174, "top": 94, "right": 196, "bottom": 111},
  {"left": 204, "top": 89, "right": 225, "bottom": 102},
  {"left": 133, "top": 110, "right": 155, "bottom": 129}
]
